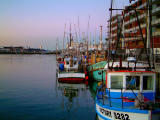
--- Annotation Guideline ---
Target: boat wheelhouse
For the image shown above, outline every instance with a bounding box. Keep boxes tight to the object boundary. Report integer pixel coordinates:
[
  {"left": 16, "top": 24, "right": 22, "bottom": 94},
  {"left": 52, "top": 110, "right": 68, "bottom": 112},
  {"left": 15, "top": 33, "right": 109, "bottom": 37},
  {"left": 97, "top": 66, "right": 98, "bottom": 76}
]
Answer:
[
  {"left": 96, "top": 65, "right": 160, "bottom": 120},
  {"left": 64, "top": 57, "right": 79, "bottom": 71}
]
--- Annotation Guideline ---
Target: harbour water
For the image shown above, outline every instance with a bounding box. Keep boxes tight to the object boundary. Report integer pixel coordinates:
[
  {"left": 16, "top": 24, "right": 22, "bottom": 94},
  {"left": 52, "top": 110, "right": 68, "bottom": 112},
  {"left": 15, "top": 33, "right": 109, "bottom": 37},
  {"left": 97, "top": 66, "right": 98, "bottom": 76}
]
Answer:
[{"left": 0, "top": 55, "right": 96, "bottom": 120}]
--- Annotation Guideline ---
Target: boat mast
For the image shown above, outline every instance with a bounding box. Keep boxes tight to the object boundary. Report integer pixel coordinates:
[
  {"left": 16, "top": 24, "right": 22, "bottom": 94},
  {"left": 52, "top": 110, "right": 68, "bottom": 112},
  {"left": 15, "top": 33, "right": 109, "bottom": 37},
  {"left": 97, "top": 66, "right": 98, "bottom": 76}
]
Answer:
[
  {"left": 99, "top": 26, "right": 103, "bottom": 50},
  {"left": 69, "top": 24, "right": 72, "bottom": 47},
  {"left": 87, "top": 16, "right": 90, "bottom": 61},
  {"left": 78, "top": 16, "right": 81, "bottom": 42},
  {"left": 63, "top": 24, "right": 66, "bottom": 54},
  {"left": 108, "top": 0, "right": 113, "bottom": 69},
  {"left": 74, "top": 24, "right": 78, "bottom": 57},
  {"left": 56, "top": 37, "right": 58, "bottom": 59},
  {"left": 87, "top": 15, "right": 90, "bottom": 41}
]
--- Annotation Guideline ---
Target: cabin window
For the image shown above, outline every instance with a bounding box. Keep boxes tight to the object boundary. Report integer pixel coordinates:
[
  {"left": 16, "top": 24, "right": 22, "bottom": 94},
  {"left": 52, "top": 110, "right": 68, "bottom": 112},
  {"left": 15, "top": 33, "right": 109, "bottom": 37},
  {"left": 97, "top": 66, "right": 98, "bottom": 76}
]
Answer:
[
  {"left": 66, "top": 61, "right": 69, "bottom": 65},
  {"left": 143, "top": 76, "right": 153, "bottom": 90},
  {"left": 111, "top": 75, "right": 123, "bottom": 89},
  {"left": 74, "top": 61, "right": 77, "bottom": 65},
  {"left": 126, "top": 76, "right": 140, "bottom": 90}
]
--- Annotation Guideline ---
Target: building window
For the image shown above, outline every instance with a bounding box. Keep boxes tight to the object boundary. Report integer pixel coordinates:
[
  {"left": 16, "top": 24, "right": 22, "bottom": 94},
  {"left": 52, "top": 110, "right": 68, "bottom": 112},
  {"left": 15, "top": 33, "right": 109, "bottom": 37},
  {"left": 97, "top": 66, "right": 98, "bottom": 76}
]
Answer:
[
  {"left": 143, "top": 76, "right": 153, "bottom": 90},
  {"left": 111, "top": 75, "right": 123, "bottom": 89},
  {"left": 126, "top": 76, "right": 140, "bottom": 90}
]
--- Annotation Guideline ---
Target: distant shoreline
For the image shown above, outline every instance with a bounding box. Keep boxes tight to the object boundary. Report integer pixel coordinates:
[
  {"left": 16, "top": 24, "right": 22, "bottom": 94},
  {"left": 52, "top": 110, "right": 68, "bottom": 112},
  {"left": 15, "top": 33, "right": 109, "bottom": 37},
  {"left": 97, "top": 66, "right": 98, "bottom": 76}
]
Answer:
[{"left": 0, "top": 52, "right": 57, "bottom": 55}]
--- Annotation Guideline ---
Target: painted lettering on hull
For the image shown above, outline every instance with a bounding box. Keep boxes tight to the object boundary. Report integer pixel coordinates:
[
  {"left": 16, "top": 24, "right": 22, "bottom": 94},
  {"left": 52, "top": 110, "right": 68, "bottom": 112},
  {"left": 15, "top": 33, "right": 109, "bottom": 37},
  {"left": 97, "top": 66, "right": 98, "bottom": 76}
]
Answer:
[
  {"left": 96, "top": 104, "right": 149, "bottom": 120},
  {"left": 99, "top": 107, "right": 112, "bottom": 118}
]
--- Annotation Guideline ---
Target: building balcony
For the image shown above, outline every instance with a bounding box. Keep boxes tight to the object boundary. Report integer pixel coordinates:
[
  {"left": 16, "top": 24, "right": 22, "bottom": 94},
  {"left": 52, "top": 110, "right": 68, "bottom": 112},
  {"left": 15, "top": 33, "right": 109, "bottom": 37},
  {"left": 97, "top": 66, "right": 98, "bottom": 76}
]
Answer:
[
  {"left": 122, "top": 24, "right": 146, "bottom": 34},
  {"left": 111, "top": 33, "right": 117, "bottom": 38},
  {"left": 152, "top": 18, "right": 160, "bottom": 26},
  {"left": 152, "top": 6, "right": 160, "bottom": 14},
  {"left": 152, "top": 31, "right": 160, "bottom": 36},
  {"left": 124, "top": 13, "right": 146, "bottom": 26},
  {"left": 111, "top": 26, "right": 117, "bottom": 31},
  {"left": 124, "top": 37, "right": 141, "bottom": 42},
  {"left": 123, "top": 35, "right": 146, "bottom": 42},
  {"left": 111, "top": 19, "right": 117, "bottom": 25},
  {"left": 124, "top": 2, "right": 147, "bottom": 17},
  {"left": 110, "top": 40, "right": 116, "bottom": 44},
  {"left": 152, "top": 0, "right": 156, "bottom": 2},
  {"left": 152, "top": 0, "right": 160, "bottom": 4}
]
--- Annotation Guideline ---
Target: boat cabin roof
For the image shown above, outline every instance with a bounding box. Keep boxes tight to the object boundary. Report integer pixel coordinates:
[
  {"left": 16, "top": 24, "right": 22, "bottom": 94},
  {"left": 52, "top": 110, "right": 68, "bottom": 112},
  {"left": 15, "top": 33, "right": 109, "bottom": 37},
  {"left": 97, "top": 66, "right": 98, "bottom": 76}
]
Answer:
[{"left": 104, "top": 61, "right": 152, "bottom": 72}]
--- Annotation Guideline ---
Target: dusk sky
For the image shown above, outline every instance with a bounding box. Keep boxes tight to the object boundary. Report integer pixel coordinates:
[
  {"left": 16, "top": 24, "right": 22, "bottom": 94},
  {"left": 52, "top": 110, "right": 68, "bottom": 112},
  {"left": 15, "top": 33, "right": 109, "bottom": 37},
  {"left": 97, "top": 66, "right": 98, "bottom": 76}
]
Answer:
[{"left": 0, "top": 0, "right": 129, "bottom": 50}]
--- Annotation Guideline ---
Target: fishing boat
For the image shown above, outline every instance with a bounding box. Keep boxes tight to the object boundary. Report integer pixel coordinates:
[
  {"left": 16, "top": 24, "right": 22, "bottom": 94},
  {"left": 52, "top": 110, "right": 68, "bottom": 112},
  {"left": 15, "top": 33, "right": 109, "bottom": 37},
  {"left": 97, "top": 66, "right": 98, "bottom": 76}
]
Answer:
[
  {"left": 96, "top": 0, "right": 160, "bottom": 119},
  {"left": 96, "top": 60, "right": 160, "bottom": 120},
  {"left": 58, "top": 56, "right": 86, "bottom": 83},
  {"left": 57, "top": 24, "right": 86, "bottom": 84},
  {"left": 87, "top": 26, "right": 107, "bottom": 82}
]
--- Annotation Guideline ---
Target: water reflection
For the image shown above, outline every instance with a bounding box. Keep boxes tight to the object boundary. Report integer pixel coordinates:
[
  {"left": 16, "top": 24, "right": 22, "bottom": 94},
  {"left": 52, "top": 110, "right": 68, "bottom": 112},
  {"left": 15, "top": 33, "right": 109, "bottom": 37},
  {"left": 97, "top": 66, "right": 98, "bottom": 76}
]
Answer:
[
  {"left": 88, "top": 81, "right": 100, "bottom": 120},
  {"left": 88, "top": 81, "right": 99, "bottom": 99},
  {"left": 57, "top": 81, "right": 87, "bottom": 111}
]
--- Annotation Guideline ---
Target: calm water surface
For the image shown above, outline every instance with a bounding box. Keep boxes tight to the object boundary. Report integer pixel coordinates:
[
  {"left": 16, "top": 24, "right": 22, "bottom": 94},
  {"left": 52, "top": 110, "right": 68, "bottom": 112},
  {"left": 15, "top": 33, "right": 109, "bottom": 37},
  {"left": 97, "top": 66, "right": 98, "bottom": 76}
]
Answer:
[{"left": 0, "top": 55, "right": 96, "bottom": 120}]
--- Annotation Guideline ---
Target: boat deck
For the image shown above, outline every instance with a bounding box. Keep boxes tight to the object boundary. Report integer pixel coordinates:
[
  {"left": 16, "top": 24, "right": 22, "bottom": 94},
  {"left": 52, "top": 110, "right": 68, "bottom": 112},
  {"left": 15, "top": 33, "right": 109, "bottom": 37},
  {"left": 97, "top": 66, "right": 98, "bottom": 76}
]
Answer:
[{"left": 96, "top": 91, "right": 160, "bottom": 110}]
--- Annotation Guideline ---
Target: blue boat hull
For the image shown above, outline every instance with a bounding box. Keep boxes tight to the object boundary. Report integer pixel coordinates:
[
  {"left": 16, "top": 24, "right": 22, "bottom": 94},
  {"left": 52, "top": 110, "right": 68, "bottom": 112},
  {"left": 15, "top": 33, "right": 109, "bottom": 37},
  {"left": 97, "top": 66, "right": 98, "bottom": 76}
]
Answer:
[{"left": 96, "top": 89, "right": 160, "bottom": 120}]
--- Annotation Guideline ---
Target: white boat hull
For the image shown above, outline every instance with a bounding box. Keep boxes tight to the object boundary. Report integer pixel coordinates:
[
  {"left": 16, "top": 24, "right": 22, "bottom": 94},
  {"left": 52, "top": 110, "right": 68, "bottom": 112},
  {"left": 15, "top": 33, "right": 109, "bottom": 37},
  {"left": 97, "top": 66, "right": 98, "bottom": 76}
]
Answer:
[
  {"left": 58, "top": 73, "right": 85, "bottom": 79},
  {"left": 96, "top": 102, "right": 160, "bottom": 120},
  {"left": 58, "top": 72, "right": 85, "bottom": 83}
]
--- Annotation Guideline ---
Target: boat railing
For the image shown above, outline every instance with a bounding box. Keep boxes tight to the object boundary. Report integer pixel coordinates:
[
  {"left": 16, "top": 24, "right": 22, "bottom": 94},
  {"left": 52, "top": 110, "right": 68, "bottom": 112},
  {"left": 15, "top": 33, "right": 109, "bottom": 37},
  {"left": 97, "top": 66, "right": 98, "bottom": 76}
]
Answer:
[
  {"left": 97, "top": 86, "right": 160, "bottom": 110},
  {"left": 97, "top": 87, "right": 125, "bottom": 109}
]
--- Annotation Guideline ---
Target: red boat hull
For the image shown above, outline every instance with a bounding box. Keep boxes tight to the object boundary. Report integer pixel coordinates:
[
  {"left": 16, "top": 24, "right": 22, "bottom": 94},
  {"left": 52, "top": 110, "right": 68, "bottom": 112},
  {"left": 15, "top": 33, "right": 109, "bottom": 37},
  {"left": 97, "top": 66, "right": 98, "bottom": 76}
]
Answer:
[{"left": 58, "top": 77, "right": 85, "bottom": 84}]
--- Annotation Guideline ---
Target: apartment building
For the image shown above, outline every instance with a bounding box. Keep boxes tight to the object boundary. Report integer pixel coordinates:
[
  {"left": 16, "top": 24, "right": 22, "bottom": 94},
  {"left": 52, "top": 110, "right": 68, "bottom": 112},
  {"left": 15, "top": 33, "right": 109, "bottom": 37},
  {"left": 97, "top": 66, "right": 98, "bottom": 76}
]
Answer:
[
  {"left": 152, "top": 0, "right": 160, "bottom": 54},
  {"left": 122, "top": 0, "right": 148, "bottom": 49},
  {"left": 107, "top": 0, "right": 160, "bottom": 55},
  {"left": 107, "top": 14, "right": 122, "bottom": 50}
]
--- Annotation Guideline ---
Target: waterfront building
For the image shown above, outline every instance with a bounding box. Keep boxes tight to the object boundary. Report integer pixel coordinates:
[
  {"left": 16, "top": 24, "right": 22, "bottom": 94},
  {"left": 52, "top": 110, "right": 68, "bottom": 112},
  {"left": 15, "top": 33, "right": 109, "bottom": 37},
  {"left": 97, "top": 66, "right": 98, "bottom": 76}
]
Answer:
[
  {"left": 122, "top": 0, "right": 148, "bottom": 49},
  {"left": 0, "top": 46, "right": 48, "bottom": 54},
  {"left": 1, "top": 46, "right": 24, "bottom": 53},
  {"left": 122, "top": 0, "right": 160, "bottom": 61},
  {"left": 107, "top": 0, "right": 160, "bottom": 57},
  {"left": 107, "top": 14, "right": 122, "bottom": 50},
  {"left": 152, "top": 0, "right": 160, "bottom": 54},
  {"left": 0, "top": 47, "right": 10, "bottom": 53}
]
